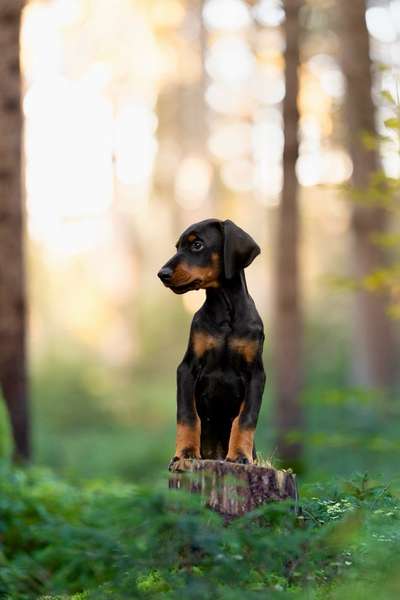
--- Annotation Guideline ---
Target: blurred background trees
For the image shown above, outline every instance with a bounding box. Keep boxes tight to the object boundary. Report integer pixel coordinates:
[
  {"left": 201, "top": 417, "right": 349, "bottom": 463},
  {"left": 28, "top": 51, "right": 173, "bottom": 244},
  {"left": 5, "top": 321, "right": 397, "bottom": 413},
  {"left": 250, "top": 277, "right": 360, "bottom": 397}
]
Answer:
[
  {"left": 0, "top": 0, "right": 30, "bottom": 460},
  {"left": 0, "top": 0, "right": 399, "bottom": 477},
  {"left": 274, "top": 0, "right": 304, "bottom": 469},
  {"left": 339, "top": 0, "right": 397, "bottom": 388}
]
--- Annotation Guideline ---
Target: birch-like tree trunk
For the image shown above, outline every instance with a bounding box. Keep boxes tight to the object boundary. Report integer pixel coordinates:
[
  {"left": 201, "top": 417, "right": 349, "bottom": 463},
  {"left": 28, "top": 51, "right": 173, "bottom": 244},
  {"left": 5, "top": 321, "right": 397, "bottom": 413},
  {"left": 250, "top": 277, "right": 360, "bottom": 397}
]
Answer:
[
  {"left": 339, "top": 0, "right": 397, "bottom": 388},
  {"left": 0, "top": 1, "right": 30, "bottom": 460},
  {"left": 274, "top": 0, "right": 304, "bottom": 469}
]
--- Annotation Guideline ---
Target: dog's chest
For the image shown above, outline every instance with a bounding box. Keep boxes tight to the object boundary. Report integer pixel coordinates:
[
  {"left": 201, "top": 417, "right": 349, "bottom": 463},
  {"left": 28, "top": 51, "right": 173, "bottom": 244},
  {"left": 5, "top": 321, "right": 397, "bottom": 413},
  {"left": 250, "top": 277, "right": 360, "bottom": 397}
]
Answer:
[
  {"left": 192, "top": 327, "right": 259, "bottom": 365},
  {"left": 193, "top": 333, "right": 245, "bottom": 410}
]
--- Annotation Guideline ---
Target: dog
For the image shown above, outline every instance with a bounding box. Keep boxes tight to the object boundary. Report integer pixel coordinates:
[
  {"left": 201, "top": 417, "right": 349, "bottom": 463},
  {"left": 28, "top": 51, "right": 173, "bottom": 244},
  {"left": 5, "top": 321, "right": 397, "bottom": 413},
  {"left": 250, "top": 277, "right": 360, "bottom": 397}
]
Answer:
[{"left": 158, "top": 219, "right": 265, "bottom": 466}]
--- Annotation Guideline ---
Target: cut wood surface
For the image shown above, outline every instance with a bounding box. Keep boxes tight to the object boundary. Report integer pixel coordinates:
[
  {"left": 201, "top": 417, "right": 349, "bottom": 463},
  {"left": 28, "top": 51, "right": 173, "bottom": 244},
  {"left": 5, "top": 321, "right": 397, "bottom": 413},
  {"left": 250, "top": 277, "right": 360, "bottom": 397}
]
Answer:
[{"left": 169, "top": 459, "right": 298, "bottom": 519}]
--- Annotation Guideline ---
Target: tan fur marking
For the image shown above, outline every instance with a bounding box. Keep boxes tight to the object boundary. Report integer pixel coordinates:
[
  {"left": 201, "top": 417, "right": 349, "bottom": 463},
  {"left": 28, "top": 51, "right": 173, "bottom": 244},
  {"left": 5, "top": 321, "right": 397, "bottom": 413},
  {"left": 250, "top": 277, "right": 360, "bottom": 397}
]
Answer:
[
  {"left": 175, "top": 418, "right": 201, "bottom": 459},
  {"left": 170, "top": 264, "right": 194, "bottom": 286},
  {"left": 192, "top": 331, "right": 221, "bottom": 358},
  {"left": 188, "top": 252, "right": 220, "bottom": 288},
  {"left": 187, "top": 234, "right": 196, "bottom": 242},
  {"left": 229, "top": 338, "right": 259, "bottom": 363},
  {"left": 226, "top": 403, "right": 254, "bottom": 463},
  {"left": 170, "top": 253, "right": 221, "bottom": 289}
]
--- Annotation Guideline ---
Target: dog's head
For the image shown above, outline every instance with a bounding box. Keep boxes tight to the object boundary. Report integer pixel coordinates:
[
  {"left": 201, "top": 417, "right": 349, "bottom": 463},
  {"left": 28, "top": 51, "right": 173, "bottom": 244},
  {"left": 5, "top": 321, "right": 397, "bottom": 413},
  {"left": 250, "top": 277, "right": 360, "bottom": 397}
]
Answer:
[{"left": 158, "top": 219, "right": 260, "bottom": 294}]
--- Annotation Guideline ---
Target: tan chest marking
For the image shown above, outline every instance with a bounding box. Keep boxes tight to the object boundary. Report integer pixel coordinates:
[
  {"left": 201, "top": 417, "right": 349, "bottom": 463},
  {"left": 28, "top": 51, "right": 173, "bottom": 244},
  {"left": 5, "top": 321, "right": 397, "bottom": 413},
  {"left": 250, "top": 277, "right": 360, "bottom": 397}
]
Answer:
[
  {"left": 192, "top": 331, "right": 221, "bottom": 358},
  {"left": 229, "top": 337, "right": 259, "bottom": 363}
]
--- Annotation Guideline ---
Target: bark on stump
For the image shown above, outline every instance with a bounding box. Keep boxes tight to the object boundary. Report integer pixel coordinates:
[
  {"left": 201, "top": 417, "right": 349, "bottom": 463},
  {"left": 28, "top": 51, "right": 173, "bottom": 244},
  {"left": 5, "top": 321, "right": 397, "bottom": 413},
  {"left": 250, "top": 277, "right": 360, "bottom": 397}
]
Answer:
[{"left": 169, "top": 459, "right": 298, "bottom": 519}]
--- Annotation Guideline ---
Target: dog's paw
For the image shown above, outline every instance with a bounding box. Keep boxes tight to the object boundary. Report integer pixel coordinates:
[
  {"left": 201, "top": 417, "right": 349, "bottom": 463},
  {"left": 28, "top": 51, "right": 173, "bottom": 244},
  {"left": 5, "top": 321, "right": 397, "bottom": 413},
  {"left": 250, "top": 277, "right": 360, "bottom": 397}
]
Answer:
[
  {"left": 168, "top": 456, "right": 180, "bottom": 471},
  {"left": 225, "top": 454, "right": 251, "bottom": 465},
  {"left": 168, "top": 449, "right": 200, "bottom": 471},
  {"left": 168, "top": 456, "right": 179, "bottom": 470},
  {"left": 180, "top": 447, "right": 200, "bottom": 460}
]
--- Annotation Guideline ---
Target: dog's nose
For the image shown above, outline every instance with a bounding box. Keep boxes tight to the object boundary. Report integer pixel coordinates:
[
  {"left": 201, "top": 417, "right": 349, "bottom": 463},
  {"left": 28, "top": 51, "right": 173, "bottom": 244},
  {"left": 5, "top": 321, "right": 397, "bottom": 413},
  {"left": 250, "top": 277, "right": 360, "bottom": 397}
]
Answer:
[{"left": 158, "top": 267, "right": 173, "bottom": 283}]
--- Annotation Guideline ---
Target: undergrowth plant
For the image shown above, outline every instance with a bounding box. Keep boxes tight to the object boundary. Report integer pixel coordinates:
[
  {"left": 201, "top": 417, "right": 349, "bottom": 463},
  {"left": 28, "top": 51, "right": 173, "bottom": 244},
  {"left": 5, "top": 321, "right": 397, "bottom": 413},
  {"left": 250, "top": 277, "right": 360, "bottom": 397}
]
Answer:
[{"left": 0, "top": 462, "right": 399, "bottom": 599}]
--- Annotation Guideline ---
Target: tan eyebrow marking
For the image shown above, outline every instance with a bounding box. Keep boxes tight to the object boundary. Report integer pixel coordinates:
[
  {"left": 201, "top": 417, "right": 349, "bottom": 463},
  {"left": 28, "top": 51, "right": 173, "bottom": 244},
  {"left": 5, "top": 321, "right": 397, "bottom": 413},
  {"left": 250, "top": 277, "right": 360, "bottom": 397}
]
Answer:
[{"left": 187, "top": 234, "right": 196, "bottom": 242}]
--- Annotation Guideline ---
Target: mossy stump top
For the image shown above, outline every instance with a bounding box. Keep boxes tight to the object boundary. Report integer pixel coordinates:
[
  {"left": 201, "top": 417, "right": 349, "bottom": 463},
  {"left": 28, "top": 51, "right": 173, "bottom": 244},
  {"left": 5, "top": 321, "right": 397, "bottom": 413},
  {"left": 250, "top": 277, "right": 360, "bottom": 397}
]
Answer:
[{"left": 169, "top": 459, "right": 298, "bottom": 519}]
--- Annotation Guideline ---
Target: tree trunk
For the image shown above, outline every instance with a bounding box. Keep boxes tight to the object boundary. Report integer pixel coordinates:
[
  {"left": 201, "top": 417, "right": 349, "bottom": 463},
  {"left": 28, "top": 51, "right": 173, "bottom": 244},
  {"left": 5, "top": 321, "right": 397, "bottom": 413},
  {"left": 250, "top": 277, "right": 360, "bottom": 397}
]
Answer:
[
  {"left": 274, "top": 0, "right": 304, "bottom": 469},
  {"left": 153, "top": 0, "right": 214, "bottom": 236},
  {"left": 169, "top": 459, "right": 298, "bottom": 519},
  {"left": 339, "top": 0, "right": 397, "bottom": 388},
  {"left": 153, "top": 83, "right": 185, "bottom": 235},
  {"left": 178, "top": 0, "right": 208, "bottom": 162},
  {"left": 0, "top": 1, "right": 30, "bottom": 460}
]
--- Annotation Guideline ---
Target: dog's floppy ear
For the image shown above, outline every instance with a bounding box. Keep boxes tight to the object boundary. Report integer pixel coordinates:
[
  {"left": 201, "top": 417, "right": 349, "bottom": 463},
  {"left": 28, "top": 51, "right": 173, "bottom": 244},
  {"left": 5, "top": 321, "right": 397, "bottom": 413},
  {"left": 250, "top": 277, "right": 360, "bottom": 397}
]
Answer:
[{"left": 222, "top": 220, "right": 260, "bottom": 279}]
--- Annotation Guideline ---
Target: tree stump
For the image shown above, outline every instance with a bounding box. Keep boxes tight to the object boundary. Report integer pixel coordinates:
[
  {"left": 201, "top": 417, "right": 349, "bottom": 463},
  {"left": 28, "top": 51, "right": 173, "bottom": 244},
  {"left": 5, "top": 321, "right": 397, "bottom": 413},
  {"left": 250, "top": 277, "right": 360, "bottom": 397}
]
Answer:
[{"left": 169, "top": 459, "right": 298, "bottom": 519}]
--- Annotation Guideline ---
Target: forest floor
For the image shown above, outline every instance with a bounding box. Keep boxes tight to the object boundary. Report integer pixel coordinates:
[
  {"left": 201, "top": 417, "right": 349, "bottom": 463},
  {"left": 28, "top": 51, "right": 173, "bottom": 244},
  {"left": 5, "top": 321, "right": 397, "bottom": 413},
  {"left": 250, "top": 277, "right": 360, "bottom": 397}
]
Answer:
[
  {"left": 2, "top": 368, "right": 396, "bottom": 598},
  {"left": 0, "top": 461, "right": 400, "bottom": 599}
]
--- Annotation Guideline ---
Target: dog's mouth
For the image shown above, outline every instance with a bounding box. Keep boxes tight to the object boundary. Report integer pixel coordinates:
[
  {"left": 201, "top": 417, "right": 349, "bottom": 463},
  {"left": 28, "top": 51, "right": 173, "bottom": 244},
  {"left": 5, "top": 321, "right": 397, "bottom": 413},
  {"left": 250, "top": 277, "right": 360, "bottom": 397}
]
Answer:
[{"left": 163, "top": 279, "right": 202, "bottom": 294}]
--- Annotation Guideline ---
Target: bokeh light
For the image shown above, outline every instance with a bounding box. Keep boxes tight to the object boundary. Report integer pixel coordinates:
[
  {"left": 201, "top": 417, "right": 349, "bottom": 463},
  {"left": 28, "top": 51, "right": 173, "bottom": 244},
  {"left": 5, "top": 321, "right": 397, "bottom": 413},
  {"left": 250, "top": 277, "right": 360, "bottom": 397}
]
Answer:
[{"left": 203, "top": 0, "right": 251, "bottom": 31}]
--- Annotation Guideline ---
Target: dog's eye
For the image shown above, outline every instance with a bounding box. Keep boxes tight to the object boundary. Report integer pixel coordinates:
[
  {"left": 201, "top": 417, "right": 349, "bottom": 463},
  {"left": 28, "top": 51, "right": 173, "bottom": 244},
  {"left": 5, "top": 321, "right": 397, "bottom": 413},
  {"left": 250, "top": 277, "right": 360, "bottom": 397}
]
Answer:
[{"left": 191, "top": 240, "right": 204, "bottom": 252}]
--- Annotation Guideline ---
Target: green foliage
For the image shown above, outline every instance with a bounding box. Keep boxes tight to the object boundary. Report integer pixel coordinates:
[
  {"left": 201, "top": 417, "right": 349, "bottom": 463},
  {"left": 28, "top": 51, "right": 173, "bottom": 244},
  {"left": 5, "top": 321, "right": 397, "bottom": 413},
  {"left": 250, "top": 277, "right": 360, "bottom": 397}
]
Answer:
[
  {"left": 340, "top": 82, "right": 400, "bottom": 321},
  {"left": 32, "top": 353, "right": 176, "bottom": 483},
  {"left": 0, "top": 463, "right": 400, "bottom": 599},
  {"left": 357, "top": 84, "right": 400, "bottom": 317},
  {"left": 32, "top": 349, "right": 400, "bottom": 486},
  {"left": 0, "top": 394, "right": 13, "bottom": 461}
]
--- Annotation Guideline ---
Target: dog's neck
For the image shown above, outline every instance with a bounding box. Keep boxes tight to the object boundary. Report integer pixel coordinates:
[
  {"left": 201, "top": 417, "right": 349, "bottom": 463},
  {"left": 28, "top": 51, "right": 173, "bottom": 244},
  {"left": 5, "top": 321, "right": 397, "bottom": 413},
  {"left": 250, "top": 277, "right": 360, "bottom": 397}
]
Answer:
[{"left": 205, "top": 271, "right": 249, "bottom": 327}]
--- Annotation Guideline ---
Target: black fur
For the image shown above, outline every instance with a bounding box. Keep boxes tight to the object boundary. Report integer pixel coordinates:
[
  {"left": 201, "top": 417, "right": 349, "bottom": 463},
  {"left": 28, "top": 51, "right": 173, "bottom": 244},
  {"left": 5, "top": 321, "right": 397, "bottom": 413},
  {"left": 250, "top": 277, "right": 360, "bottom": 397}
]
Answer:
[{"left": 158, "top": 219, "right": 266, "bottom": 466}]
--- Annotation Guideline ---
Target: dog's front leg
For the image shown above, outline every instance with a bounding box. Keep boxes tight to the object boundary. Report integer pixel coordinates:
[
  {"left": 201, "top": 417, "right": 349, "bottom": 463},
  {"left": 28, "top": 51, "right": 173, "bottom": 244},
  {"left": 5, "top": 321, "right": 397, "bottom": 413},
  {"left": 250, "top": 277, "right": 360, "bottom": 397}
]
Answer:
[
  {"left": 226, "top": 361, "right": 266, "bottom": 464},
  {"left": 169, "top": 359, "right": 201, "bottom": 469}
]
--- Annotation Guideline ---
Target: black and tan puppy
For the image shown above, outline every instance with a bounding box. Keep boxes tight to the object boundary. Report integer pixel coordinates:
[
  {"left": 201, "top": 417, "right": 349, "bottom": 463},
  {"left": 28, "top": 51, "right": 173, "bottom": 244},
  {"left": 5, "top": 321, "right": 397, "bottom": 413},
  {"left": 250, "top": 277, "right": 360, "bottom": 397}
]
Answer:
[{"left": 158, "top": 219, "right": 265, "bottom": 466}]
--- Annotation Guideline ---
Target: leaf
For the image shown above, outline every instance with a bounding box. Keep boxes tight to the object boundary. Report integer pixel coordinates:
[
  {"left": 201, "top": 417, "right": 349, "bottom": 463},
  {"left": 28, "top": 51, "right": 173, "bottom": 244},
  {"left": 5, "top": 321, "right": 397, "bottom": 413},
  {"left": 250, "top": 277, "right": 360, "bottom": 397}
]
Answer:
[
  {"left": 371, "top": 232, "right": 400, "bottom": 248},
  {"left": 376, "top": 63, "right": 391, "bottom": 72},
  {"left": 361, "top": 131, "right": 379, "bottom": 150},
  {"left": 381, "top": 90, "right": 396, "bottom": 105},
  {"left": 362, "top": 269, "right": 391, "bottom": 291},
  {"left": 384, "top": 117, "right": 400, "bottom": 130}
]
